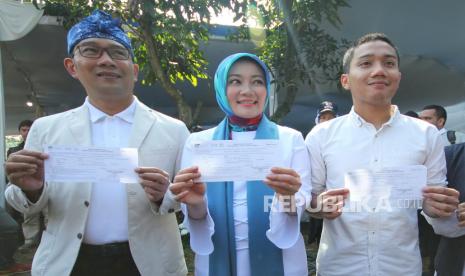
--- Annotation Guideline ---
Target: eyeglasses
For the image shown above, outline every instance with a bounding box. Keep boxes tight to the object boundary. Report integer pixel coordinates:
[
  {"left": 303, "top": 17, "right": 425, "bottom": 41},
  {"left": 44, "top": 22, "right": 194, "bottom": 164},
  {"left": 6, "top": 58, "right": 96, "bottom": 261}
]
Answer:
[{"left": 74, "top": 45, "right": 130, "bottom": 60}]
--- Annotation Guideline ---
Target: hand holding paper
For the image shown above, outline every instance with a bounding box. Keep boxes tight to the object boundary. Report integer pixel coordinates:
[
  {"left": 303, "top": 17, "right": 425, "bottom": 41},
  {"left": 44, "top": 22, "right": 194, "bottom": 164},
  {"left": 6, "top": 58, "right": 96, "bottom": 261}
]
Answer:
[
  {"left": 344, "top": 165, "right": 427, "bottom": 203},
  {"left": 5, "top": 149, "right": 48, "bottom": 192},
  {"left": 136, "top": 167, "right": 170, "bottom": 204},
  {"left": 423, "top": 185, "right": 459, "bottom": 218},
  {"left": 311, "top": 188, "right": 349, "bottom": 219},
  {"left": 171, "top": 166, "right": 205, "bottom": 205},
  {"left": 170, "top": 166, "right": 207, "bottom": 219},
  {"left": 190, "top": 140, "right": 282, "bottom": 182},
  {"left": 44, "top": 145, "right": 138, "bottom": 183},
  {"left": 264, "top": 167, "right": 301, "bottom": 196}
]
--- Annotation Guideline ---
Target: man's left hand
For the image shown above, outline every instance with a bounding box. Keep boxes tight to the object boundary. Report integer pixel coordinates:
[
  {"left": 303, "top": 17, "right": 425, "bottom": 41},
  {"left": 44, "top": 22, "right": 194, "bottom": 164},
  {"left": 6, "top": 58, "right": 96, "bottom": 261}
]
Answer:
[
  {"left": 423, "top": 186, "right": 460, "bottom": 218},
  {"left": 457, "top": 202, "right": 465, "bottom": 227},
  {"left": 136, "top": 167, "right": 170, "bottom": 204}
]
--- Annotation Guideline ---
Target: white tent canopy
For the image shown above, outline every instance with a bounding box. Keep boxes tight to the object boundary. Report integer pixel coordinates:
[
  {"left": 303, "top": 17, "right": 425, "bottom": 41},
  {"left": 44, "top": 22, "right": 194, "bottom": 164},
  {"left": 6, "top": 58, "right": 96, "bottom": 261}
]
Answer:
[{"left": 0, "top": 0, "right": 43, "bottom": 207}]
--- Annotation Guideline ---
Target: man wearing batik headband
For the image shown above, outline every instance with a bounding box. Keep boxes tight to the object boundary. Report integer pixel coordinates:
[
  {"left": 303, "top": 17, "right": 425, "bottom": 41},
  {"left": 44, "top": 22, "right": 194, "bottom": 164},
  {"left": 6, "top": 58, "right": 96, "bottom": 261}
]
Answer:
[
  {"left": 5, "top": 10, "right": 188, "bottom": 276},
  {"left": 170, "top": 53, "right": 311, "bottom": 275}
]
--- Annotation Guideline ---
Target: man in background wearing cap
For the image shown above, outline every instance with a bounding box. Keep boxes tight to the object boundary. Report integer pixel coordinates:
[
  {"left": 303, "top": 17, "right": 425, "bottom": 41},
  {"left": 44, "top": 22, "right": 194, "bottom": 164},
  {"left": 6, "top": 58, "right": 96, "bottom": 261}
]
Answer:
[
  {"left": 315, "top": 101, "right": 338, "bottom": 124},
  {"left": 4, "top": 10, "right": 188, "bottom": 276}
]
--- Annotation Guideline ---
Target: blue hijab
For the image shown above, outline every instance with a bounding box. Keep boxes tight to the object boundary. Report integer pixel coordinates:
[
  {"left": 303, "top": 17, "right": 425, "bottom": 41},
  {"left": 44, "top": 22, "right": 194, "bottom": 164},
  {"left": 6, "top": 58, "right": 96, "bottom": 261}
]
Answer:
[{"left": 208, "top": 53, "right": 284, "bottom": 275}]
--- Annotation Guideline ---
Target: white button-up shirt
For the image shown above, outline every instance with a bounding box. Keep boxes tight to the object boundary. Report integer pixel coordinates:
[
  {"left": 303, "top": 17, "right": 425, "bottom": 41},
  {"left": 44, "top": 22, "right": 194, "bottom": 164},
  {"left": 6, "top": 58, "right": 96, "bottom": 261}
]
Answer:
[
  {"left": 305, "top": 106, "right": 446, "bottom": 276},
  {"left": 83, "top": 97, "right": 136, "bottom": 244}
]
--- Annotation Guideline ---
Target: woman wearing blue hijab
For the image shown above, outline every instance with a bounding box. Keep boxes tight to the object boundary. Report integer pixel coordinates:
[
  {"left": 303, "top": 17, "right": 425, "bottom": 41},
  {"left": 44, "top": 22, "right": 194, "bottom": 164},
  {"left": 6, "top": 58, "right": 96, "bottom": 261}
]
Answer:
[{"left": 170, "top": 53, "right": 311, "bottom": 275}]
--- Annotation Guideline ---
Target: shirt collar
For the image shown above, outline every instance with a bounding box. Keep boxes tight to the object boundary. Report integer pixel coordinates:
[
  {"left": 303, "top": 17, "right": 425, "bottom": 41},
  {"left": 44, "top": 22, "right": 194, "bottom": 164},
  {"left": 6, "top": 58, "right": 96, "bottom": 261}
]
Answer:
[
  {"left": 85, "top": 97, "right": 137, "bottom": 124},
  {"left": 438, "top": 128, "right": 447, "bottom": 135},
  {"left": 349, "top": 105, "right": 400, "bottom": 128}
]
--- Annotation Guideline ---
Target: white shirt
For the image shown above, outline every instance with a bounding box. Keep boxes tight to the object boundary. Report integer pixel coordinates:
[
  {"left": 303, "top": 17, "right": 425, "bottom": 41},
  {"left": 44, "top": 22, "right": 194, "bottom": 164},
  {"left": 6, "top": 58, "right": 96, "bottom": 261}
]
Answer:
[
  {"left": 182, "top": 125, "right": 311, "bottom": 276},
  {"left": 83, "top": 97, "right": 136, "bottom": 244},
  {"left": 438, "top": 128, "right": 465, "bottom": 147},
  {"left": 305, "top": 106, "right": 446, "bottom": 276}
]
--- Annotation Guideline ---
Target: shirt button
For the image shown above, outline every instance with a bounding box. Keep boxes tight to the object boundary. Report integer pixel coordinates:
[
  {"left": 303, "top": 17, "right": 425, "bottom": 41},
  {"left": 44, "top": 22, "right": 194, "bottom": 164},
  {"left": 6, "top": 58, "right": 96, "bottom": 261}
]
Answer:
[
  {"left": 77, "top": 233, "right": 83, "bottom": 239},
  {"left": 84, "top": 201, "right": 89, "bottom": 207},
  {"left": 374, "top": 159, "right": 378, "bottom": 162}
]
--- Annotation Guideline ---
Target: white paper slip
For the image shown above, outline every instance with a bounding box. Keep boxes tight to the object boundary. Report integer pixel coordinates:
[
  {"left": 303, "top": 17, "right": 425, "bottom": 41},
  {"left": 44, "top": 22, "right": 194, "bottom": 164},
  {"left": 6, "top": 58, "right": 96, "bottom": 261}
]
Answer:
[
  {"left": 344, "top": 165, "right": 427, "bottom": 202},
  {"left": 191, "top": 139, "right": 281, "bottom": 182},
  {"left": 44, "top": 145, "right": 139, "bottom": 183}
]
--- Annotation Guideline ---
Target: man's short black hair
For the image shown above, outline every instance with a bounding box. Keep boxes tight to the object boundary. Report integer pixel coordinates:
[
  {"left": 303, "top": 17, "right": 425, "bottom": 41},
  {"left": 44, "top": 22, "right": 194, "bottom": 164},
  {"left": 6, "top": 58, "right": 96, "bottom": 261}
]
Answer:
[
  {"left": 422, "top": 104, "right": 447, "bottom": 122},
  {"left": 18, "top": 119, "right": 33, "bottom": 130},
  {"left": 342, "top": 33, "right": 400, "bottom": 73},
  {"left": 404, "top": 110, "right": 419, "bottom": 118}
]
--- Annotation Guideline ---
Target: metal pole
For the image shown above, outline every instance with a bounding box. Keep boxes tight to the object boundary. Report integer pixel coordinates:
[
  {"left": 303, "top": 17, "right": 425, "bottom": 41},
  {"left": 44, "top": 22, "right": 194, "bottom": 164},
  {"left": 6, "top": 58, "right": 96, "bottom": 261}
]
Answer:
[
  {"left": 268, "top": 72, "right": 277, "bottom": 117},
  {"left": 0, "top": 45, "right": 6, "bottom": 208}
]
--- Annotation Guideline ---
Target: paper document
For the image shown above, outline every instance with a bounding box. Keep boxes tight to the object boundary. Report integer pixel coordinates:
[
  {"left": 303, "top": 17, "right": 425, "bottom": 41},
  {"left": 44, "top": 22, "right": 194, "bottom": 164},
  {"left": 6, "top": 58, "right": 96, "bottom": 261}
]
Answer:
[
  {"left": 44, "top": 145, "right": 139, "bottom": 183},
  {"left": 190, "top": 140, "right": 281, "bottom": 182},
  {"left": 344, "top": 165, "right": 427, "bottom": 202}
]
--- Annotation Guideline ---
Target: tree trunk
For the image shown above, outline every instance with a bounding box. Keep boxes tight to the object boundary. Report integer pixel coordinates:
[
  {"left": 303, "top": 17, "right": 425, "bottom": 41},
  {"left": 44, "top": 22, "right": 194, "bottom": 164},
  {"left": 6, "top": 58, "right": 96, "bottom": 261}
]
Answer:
[
  {"left": 270, "top": 0, "right": 299, "bottom": 123},
  {"left": 270, "top": 84, "right": 298, "bottom": 123},
  {"left": 138, "top": 17, "right": 194, "bottom": 127}
]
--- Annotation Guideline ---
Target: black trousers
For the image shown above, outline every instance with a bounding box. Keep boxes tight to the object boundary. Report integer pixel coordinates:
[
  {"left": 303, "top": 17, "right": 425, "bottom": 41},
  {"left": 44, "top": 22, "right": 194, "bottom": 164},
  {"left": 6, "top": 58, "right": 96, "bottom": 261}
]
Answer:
[
  {"left": 308, "top": 217, "right": 323, "bottom": 245},
  {"left": 418, "top": 210, "right": 440, "bottom": 275},
  {"left": 71, "top": 242, "right": 140, "bottom": 276}
]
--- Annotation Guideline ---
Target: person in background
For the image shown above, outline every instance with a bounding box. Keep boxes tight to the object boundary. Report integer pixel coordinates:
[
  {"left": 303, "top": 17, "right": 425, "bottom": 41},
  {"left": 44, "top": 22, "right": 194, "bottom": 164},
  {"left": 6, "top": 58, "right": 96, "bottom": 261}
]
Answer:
[
  {"left": 6, "top": 119, "right": 44, "bottom": 256},
  {"left": 0, "top": 207, "right": 31, "bottom": 274},
  {"left": 420, "top": 104, "right": 465, "bottom": 146},
  {"left": 404, "top": 110, "right": 419, "bottom": 118},
  {"left": 403, "top": 109, "right": 437, "bottom": 275},
  {"left": 7, "top": 120, "right": 33, "bottom": 157},
  {"left": 315, "top": 101, "right": 338, "bottom": 124},
  {"left": 419, "top": 104, "right": 465, "bottom": 274},
  {"left": 4, "top": 10, "right": 188, "bottom": 276},
  {"left": 424, "top": 142, "right": 465, "bottom": 276},
  {"left": 170, "top": 53, "right": 311, "bottom": 275},
  {"left": 306, "top": 101, "right": 339, "bottom": 246}
]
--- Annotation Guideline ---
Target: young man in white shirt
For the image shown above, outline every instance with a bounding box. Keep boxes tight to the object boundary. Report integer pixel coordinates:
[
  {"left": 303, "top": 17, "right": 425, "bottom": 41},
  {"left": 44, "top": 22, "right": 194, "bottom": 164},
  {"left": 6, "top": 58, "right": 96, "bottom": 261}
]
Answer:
[{"left": 305, "top": 33, "right": 459, "bottom": 275}]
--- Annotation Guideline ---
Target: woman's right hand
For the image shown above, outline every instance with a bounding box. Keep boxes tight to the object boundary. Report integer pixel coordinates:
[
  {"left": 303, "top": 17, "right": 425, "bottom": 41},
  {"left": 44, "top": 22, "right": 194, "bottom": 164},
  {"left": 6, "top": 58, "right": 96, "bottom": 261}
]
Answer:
[{"left": 170, "top": 166, "right": 206, "bottom": 205}]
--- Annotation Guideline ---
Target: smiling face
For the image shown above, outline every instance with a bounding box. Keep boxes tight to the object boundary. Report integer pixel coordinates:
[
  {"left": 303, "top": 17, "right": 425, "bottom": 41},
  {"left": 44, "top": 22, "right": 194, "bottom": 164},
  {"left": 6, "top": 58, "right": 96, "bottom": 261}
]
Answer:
[
  {"left": 341, "top": 40, "right": 401, "bottom": 109},
  {"left": 226, "top": 59, "right": 267, "bottom": 119},
  {"left": 64, "top": 38, "right": 139, "bottom": 104}
]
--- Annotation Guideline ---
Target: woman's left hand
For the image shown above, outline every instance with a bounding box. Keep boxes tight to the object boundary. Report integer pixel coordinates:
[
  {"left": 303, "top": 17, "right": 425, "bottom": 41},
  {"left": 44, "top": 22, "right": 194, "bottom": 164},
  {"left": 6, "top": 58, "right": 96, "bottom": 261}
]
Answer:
[{"left": 264, "top": 167, "right": 301, "bottom": 196}]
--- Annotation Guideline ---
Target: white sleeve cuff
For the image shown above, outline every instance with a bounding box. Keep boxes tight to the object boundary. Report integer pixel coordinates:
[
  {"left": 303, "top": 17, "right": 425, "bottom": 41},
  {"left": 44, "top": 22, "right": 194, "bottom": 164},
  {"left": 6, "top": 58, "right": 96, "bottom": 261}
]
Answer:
[
  {"left": 266, "top": 194, "right": 304, "bottom": 249},
  {"left": 422, "top": 210, "right": 465, "bottom": 238},
  {"left": 182, "top": 200, "right": 215, "bottom": 255}
]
